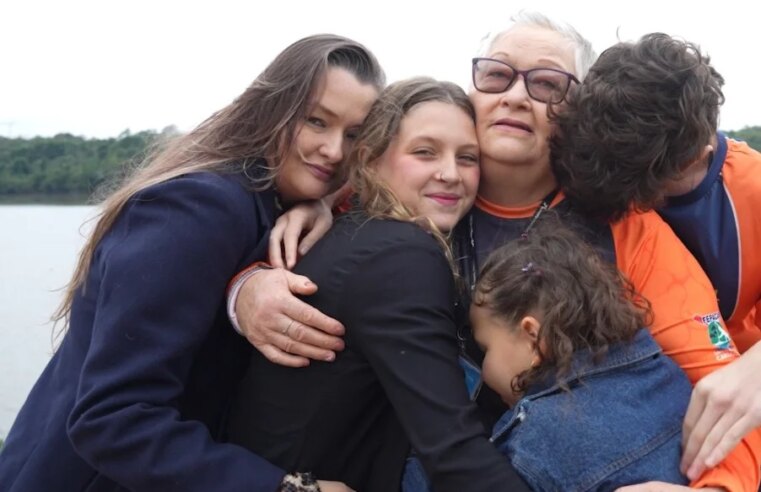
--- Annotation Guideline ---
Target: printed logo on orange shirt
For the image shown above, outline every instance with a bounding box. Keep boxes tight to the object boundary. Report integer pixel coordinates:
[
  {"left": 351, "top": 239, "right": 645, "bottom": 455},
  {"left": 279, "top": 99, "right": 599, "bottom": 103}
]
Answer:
[{"left": 694, "top": 312, "right": 734, "bottom": 351}]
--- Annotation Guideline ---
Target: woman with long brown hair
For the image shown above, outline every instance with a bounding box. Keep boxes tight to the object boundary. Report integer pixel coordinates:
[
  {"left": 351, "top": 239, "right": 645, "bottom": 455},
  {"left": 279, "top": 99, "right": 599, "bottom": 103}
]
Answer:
[{"left": 0, "top": 34, "right": 383, "bottom": 492}]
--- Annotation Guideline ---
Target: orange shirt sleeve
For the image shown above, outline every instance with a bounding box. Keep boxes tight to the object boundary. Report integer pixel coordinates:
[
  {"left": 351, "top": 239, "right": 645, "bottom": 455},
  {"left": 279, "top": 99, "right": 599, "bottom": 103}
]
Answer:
[
  {"left": 723, "top": 139, "right": 761, "bottom": 335},
  {"left": 612, "top": 211, "right": 760, "bottom": 491},
  {"left": 613, "top": 211, "right": 739, "bottom": 382},
  {"left": 692, "top": 429, "right": 761, "bottom": 492},
  {"left": 331, "top": 183, "right": 355, "bottom": 215}
]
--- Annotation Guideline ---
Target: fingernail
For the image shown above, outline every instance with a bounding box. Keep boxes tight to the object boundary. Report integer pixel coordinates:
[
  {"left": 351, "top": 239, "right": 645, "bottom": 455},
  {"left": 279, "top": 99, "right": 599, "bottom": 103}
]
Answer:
[{"left": 325, "top": 352, "right": 335, "bottom": 362}]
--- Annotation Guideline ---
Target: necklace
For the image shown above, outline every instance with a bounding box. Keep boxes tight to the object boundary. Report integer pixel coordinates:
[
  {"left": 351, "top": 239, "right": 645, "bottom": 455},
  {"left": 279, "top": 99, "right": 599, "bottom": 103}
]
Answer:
[
  {"left": 465, "top": 188, "right": 559, "bottom": 291},
  {"left": 455, "top": 188, "right": 560, "bottom": 356}
]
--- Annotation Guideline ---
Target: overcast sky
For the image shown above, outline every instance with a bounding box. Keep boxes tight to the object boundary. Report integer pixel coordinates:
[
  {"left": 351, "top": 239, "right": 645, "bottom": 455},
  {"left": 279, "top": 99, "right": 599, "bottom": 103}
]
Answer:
[{"left": 2, "top": 0, "right": 759, "bottom": 139}]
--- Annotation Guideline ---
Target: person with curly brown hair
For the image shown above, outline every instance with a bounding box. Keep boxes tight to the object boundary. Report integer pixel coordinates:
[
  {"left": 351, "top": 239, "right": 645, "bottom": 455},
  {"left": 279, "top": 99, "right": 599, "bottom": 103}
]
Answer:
[
  {"left": 552, "top": 33, "right": 761, "bottom": 483},
  {"left": 471, "top": 216, "right": 692, "bottom": 490}
]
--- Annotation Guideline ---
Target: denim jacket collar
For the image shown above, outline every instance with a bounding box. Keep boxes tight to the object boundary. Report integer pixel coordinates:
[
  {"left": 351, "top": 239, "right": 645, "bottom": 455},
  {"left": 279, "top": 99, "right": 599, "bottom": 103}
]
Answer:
[
  {"left": 531, "top": 328, "right": 660, "bottom": 395},
  {"left": 491, "top": 329, "right": 660, "bottom": 443}
]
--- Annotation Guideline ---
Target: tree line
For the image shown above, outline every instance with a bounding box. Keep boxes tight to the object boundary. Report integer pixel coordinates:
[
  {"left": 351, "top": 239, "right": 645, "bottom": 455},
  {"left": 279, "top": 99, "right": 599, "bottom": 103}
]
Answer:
[
  {"left": 727, "top": 126, "right": 761, "bottom": 152},
  {"left": 0, "top": 129, "right": 173, "bottom": 198},
  {"left": 1, "top": 126, "right": 760, "bottom": 199}
]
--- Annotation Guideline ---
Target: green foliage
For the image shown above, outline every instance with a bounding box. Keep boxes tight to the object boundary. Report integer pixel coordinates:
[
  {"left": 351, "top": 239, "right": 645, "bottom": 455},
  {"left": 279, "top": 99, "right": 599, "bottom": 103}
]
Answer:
[
  {"left": 725, "top": 126, "right": 761, "bottom": 152},
  {"left": 1, "top": 125, "right": 757, "bottom": 201},
  {"left": 0, "top": 129, "right": 174, "bottom": 198}
]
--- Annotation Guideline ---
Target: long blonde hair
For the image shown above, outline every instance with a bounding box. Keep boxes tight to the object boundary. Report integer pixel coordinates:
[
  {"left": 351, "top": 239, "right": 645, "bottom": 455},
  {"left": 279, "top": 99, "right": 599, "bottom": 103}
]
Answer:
[
  {"left": 347, "top": 77, "right": 475, "bottom": 267},
  {"left": 54, "top": 34, "right": 384, "bottom": 328}
]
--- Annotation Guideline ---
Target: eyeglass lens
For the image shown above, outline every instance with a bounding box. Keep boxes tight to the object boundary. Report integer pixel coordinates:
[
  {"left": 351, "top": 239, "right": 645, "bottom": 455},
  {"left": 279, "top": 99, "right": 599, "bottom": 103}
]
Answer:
[{"left": 473, "top": 59, "right": 572, "bottom": 104}]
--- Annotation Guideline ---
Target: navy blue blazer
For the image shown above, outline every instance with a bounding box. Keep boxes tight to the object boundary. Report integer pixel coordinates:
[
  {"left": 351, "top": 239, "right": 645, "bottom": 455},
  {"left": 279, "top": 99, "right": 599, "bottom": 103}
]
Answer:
[{"left": 0, "top": 171, "right": 285, "bottom": 491}]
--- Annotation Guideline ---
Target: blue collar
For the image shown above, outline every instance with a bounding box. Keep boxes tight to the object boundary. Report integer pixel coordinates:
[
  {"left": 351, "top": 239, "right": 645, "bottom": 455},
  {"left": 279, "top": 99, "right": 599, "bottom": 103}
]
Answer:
[
  {"left": 524, "top": 329, "right": 661, "bottom": 399},
  {"left": 491, "top": 329, "right": 662, "bottom": 445},
  {"left": 664, "top": 132, "right": 727, "bottom": 207}
]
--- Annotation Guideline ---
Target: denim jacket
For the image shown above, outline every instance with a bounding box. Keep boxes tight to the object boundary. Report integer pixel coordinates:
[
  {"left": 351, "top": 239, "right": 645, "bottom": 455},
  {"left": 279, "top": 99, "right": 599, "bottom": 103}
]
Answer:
[{"left": 492, "top": 329, "right": 690, "bottom": 492}]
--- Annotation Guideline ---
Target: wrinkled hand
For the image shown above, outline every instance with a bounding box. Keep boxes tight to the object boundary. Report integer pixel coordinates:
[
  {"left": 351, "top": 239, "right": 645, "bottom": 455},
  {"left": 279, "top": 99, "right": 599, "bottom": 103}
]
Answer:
[
  {"left": 317, "top": 480, "right": 356, "bottom": 492},
  {"left": 317, "top": 480, "right": 355, "bottom": 492},
  {"left": 235, "top": 267, "right": 344, "bottom": 367},
  {"left": 269, "top": 199, "right": 334, "bottom": 269},
  {"left": 615, "top": 482, "right": 723, "bottom": 492},
  {"left": 681, "top": 341, "right": 761, "bottom": 479}
]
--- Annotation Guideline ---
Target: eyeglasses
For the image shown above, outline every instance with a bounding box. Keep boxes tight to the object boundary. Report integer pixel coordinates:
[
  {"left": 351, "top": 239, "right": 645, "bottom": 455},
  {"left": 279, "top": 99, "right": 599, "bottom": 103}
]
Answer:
[{"left": 472, "top": 57, "right": 580, "bottom": 104}]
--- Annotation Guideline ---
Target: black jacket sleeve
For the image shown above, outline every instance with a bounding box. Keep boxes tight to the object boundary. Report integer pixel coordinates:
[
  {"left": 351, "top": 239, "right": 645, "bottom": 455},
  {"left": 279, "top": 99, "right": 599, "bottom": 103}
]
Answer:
[{"left": 339, "top": 233, "right": 530, "bottom": 492}]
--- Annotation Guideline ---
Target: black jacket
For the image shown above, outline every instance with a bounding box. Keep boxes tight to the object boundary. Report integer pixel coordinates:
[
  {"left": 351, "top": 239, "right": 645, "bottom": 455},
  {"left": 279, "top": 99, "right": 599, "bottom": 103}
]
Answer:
[{"left": 227, "top": 213, "right": 527, "bottom": 492}]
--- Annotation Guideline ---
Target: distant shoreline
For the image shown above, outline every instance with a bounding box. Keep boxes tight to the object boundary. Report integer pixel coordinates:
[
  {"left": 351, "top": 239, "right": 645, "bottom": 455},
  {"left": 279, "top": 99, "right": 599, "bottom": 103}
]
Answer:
[{"left": 0, "top": 193, "right": 92, "bottom": 206}]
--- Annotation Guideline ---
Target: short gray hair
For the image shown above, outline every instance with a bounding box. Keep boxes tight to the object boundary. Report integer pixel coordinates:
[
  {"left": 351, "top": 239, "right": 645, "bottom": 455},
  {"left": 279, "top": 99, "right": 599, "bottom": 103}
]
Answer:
[{"left": 477, "top": 11, "right": 597, "bottom": 81}]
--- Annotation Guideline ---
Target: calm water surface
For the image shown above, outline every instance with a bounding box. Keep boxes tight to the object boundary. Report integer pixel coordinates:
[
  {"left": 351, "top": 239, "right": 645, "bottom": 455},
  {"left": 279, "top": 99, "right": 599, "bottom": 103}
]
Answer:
[{"left": 0, "top": 205, "right": 96, "bottom": 436}]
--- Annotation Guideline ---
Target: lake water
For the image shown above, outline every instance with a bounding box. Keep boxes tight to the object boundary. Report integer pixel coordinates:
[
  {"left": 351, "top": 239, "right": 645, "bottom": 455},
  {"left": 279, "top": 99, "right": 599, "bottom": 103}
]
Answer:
[{"left": 0, "top": 205, "right": 96, "bottom": 437}]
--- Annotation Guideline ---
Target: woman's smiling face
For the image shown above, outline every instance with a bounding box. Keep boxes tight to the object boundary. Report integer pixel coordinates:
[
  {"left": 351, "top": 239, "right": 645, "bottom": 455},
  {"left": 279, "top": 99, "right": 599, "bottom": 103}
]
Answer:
[
  {"left": 374, "top": 100, "right": 480, "bottom": 232},
  {"left": 276, "top": 67, "right": 378, "bottom": 204},
  {"left": 470, "top": 25, "right": 577, "bottom": 169}
]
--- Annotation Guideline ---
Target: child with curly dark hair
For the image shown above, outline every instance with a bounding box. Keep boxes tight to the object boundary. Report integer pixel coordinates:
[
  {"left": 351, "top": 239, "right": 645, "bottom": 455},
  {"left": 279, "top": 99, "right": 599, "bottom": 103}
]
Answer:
[{"left": 471, "top": 216, "right": 697, "bottom": 491}]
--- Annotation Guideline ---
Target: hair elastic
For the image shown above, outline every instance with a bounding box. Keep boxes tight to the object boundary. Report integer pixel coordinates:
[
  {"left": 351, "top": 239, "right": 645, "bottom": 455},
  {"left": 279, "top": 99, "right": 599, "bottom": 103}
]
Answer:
[{"left": 521, "top": 262, "right": 542, "bottom": 276}]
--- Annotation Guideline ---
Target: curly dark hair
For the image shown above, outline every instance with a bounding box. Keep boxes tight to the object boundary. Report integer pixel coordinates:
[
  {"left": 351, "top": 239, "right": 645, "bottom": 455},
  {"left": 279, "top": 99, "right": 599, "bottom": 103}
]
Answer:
[
  {"left": 474, "top": 214, "right": 652, "bottom": 393},
  {"left": 551, "top": 33, "right": 725, "bottom": 222}
]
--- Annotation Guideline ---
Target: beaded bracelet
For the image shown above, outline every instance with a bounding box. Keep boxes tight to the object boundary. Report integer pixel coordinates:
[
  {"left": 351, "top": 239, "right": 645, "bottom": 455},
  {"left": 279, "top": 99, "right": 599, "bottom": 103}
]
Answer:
[{"left": 278, "top": 472, "right": 322, "bottom": 492}]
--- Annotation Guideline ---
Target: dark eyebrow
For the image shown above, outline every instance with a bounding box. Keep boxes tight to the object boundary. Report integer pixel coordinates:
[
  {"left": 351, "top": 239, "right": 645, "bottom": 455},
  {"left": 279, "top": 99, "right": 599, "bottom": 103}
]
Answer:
[
  {"left": 409, "top": 136, "right": 479, "bottom": 152},
  {"left": 409, "top": 136, "right": 437, "bottom": 146},
  {"left": 489, "top": 51, "right": 570, "bottom": 72},
  {"left": 313, "top": 103, "right": 338, "bottom": 119},
  {"left": 460, "top": 143, "right": 480, "bottom": 154}
]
